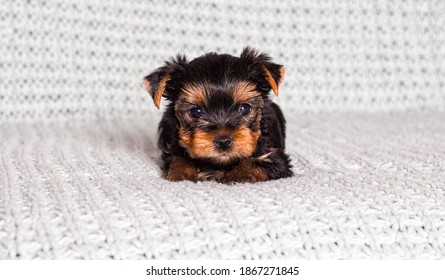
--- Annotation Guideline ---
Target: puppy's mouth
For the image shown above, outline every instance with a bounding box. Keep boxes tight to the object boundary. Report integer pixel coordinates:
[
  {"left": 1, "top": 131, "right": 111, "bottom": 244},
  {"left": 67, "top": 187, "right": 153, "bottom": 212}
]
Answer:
[{"left": 178, "top": 127, "right": 261, "bottom": 165}]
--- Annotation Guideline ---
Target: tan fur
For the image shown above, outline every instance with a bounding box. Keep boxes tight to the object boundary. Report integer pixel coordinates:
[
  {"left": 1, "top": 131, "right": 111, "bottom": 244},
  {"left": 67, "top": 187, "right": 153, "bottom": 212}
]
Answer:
[
  {"left": 143, "top": 79, "right": 151, "bottom": 93},
  {"left": 153, "top": 75, "right": 171, "bottom": 109},
  {"left": 233, "top": 82, "right": 260, "bottom": 103},
  {"left": 262, "top": 65, "right": 279, "bottom": 96},
  {"left": 164, "top": 155, "right": 199, "bottom": 181},
  {"left": 178, "top": 126, "right": 261, "bottom": 165},
  {"left": 219, "top": 159, "right": 268, "bottom": 183},
  {"left": 178, "top": 128, "right": 192, "bottom": 148},
  {"left": 232, "top": 126, "right": 261, "bottom": 158},
  {"left": 278, "top": 66, "right": 285, "bottom": 85},
  {"left": 187, "top": 130, "right": 218, "bottom": 159},
  {"left": 181, "top": 83, "right": 207, "bottom": 106}
]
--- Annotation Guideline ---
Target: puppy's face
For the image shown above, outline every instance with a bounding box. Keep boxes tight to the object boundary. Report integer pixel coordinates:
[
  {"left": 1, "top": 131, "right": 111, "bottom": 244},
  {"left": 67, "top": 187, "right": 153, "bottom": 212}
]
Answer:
[
  {"left": 143, "top": 48, "right": 284, "bottom": 165},
  {"left": 175, "top": 80, "right": 264, "bottom": 165}
]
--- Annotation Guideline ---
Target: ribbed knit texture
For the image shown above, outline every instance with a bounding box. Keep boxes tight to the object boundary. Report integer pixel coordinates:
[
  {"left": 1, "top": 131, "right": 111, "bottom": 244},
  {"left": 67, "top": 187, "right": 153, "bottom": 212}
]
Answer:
[
  {"left": 1, "top": 0, "right": 444, "bottom": 124},
  {"left": 1, "top": 112, "right": 445, "bottom": 259},
  {"left": 1, "top": 0, "right": 445, "bottom": 259}
]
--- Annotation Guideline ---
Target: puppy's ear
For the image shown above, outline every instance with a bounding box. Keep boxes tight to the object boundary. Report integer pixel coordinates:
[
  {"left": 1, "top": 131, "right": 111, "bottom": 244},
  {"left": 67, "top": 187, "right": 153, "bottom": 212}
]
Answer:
[
  {"left": 261, "top": 63, "right": 284, "bottom": 97},
  {"left": 143, "top": 55, "right": 187, "bottom": 109},
  {"left": 240, "top": 47, "right": 285, "bottom": 96},
  {"left": 143, "top": 66, "right": 171, "bottom": 109}
]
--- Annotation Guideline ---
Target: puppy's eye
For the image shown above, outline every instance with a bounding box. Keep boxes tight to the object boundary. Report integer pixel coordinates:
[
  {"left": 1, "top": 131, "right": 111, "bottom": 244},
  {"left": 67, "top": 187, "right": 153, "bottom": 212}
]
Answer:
[
  {"left": 189, "top": 106, "right": 203, "bottom": 118},
  {"left": 239, "top": 103, "right": 251, "bottom": 116}
]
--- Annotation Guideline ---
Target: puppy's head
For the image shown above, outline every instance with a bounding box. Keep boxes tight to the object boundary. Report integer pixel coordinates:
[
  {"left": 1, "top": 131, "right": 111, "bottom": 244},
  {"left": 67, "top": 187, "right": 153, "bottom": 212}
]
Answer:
[{"left": 143, "top": 47, "right": 284, "bottom": 165}]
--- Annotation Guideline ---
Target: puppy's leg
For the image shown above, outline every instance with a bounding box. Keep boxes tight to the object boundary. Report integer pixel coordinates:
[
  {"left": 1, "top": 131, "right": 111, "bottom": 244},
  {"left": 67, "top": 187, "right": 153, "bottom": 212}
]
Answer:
[
  {"left": 256, "top": 149, "right": 293, "bottom": 180},
  {"left": 163, "top": 155, "right": 199, "bottom": 181},
  {"left": 219, "top": 159, "right": 268, "bottom": 184}
]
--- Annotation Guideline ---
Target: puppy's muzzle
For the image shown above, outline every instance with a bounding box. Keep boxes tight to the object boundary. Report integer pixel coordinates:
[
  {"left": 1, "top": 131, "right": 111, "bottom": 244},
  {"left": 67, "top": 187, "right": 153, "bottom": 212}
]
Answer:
[{"left": 214, "top": 135, "right": 233, "bottom": 151}]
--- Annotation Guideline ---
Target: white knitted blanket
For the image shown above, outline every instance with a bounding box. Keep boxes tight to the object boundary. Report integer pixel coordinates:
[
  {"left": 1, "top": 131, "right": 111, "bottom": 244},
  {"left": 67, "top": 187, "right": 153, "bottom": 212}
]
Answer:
[
  {"left": 1, "top": 0, "right": 445, "bottom": 259},
  {"left": 1, "top": 0, "right": 444, "bottom": 123},
  {"left": 1, "top": 112, "right": 445, "bottom": 259}
]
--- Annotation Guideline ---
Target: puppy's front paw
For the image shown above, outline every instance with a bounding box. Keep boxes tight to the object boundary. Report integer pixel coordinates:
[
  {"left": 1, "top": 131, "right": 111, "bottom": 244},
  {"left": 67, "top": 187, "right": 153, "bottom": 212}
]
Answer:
[
  {"left": 164, "top": 156, "right": 199, "bottom": 182},
  {"left": 219, "top": 159, "right": 268, "bottom": 184}
]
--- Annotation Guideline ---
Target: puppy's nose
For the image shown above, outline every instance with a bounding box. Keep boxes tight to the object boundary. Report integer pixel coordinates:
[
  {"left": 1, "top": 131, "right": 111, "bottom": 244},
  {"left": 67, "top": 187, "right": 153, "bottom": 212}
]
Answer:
[{"left": 214, "top": 136, "right": 233, "bottom": 151}]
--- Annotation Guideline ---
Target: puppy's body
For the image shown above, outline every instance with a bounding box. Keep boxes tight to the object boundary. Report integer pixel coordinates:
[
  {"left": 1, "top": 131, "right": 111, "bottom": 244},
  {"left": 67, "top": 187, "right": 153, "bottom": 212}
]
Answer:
[{"left": 144, "top": 48, "right": 293, "bottom": 183}]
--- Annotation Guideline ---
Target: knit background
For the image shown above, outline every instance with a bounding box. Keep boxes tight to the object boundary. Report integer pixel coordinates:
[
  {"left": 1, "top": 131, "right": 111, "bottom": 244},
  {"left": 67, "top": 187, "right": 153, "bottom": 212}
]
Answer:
[
  {"left": 1, "top": 0, "right": 445, "bottom": 259},
  {"left": 2, "top": 112, "right": 445, "bottom": 259},
  {"left": 1, "top": 0, "right": 445, "bottom": 124}
]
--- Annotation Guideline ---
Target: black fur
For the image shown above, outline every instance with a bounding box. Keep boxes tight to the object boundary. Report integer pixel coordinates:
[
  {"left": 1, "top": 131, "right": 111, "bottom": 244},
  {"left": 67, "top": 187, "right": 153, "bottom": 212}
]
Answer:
[{"left": 143, "top": 47, "right": 293, "bottom": 183}]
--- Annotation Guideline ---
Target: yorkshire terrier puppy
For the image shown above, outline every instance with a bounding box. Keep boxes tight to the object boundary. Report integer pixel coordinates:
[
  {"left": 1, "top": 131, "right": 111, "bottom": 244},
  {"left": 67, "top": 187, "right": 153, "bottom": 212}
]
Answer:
[{"left": 143, "top": 47, "right": 293, "bottom": 183}]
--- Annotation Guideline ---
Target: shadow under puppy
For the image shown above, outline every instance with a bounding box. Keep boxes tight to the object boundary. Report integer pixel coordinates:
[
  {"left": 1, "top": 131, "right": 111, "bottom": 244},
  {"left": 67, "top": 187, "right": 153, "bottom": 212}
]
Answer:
[{"left": 143, "top": 47, "right": 293, "bottom": 183}]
